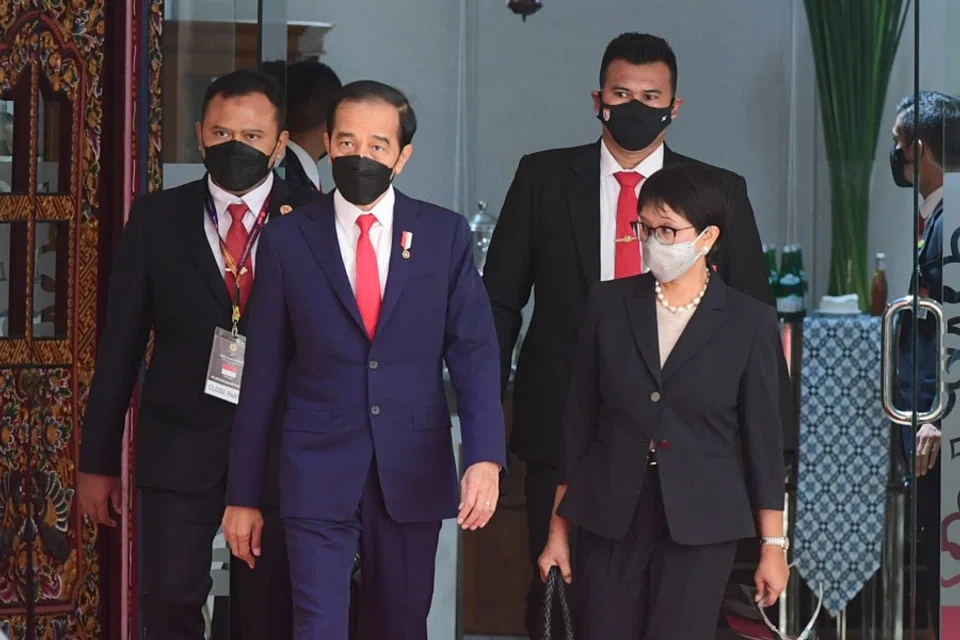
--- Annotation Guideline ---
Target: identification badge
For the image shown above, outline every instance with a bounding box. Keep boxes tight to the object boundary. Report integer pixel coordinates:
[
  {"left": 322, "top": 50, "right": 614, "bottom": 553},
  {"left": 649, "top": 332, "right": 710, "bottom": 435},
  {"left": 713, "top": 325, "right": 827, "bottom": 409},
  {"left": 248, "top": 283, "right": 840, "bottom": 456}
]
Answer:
[{"left": 204, "top": 327, "right": 246, "bottom": 404}]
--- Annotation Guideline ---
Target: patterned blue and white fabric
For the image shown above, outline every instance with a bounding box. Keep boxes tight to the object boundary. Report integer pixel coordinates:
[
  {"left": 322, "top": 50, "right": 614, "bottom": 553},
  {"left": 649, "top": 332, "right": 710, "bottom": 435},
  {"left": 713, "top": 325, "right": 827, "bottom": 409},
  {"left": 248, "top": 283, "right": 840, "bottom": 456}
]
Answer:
[{"left": 793, "top": 314, "right": 886, "bottom": 616}]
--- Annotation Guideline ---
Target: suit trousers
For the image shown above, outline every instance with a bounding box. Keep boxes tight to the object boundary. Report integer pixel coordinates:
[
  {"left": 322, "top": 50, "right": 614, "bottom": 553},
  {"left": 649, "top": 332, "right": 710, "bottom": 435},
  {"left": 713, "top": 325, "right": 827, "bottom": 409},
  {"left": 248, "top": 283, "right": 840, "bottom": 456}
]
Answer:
[
  {"left": 285, "top": 462, "right": 442, "bottom": 640},
  {"left": 573, "top": 468, "right": 737, "bottom": 639},
  {"left": 139, "top": 487, "right": 293, "bottom": 640},
  {"left": 916, "top": 464, "right": 941, "bottom": 635}
]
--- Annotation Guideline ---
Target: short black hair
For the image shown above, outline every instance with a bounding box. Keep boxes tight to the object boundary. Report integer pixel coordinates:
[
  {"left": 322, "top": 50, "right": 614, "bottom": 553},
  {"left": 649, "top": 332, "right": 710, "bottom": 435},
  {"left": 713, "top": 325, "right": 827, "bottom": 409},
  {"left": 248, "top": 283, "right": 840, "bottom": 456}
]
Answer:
[
  {"left": 201, "top": 69, "right": 284, "bottom": 128},
  {"left": 283, "top": 61, "right": 342, "bottom": 134},
  {"left": 326, "top": 80, "right": 417, "bottom": 148},
  {"left": 896, "top": 91, "right": 960, "bottom": 170},
  {"left": 600, "top": 33, "right": 678, "bottom": 96},
  {"left": 637, "top": 164, "right": 731, "bottom": 242}
]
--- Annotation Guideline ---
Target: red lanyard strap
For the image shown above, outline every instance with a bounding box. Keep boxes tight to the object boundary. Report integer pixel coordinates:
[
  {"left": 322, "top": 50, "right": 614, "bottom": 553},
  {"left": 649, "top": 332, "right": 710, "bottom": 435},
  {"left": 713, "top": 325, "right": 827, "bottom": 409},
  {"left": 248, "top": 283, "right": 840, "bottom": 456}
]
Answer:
[{"left": 205, "top": 191, "right": 271, "bottom": 326}]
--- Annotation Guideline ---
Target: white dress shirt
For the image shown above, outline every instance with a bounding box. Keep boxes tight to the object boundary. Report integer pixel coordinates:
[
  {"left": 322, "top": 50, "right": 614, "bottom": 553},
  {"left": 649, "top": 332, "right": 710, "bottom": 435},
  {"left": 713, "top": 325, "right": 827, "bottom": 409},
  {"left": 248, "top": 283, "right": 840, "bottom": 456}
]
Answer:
[
  {"left": 286, "top": 140, "right": 321, "bottom": 191},
  {"left": 599, "top": 140, "right": 665, "bottom": 281},
  {"left": 205, "top": 174, "right": 273, "bottom": 277},
  {"left": 334, "top": 186, "right": 395, "bottom": 297},
  {"left": 920, "top": 185, "right": 944, "bottom": 223},
  {"left": 203, "top": 171, "right": 273, "bottom": 276}
]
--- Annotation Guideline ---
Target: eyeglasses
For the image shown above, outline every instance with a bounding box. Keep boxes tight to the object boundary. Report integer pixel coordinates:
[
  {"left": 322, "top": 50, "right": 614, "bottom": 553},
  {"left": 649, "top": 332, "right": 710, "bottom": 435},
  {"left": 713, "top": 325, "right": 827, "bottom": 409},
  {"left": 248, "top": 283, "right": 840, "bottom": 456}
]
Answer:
[{"left": 631, "top": 220, "right": 695, "bottom": 246}]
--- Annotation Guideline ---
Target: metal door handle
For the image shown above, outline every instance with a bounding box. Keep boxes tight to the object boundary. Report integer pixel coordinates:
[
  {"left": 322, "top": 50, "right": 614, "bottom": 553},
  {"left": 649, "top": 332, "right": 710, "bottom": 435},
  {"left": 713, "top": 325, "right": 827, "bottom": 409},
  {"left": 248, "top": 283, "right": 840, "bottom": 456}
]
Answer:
[{"left": 880, "top": 295, "right": 946, "bottom": 425}]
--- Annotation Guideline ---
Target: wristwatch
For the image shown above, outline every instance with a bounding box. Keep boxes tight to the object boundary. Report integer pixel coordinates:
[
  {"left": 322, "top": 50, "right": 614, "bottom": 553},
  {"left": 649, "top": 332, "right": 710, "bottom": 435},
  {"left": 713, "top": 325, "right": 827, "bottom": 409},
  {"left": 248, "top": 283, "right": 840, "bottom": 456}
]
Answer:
[{"left": 761, "top": 536, "right": 790, "bottom": 551}]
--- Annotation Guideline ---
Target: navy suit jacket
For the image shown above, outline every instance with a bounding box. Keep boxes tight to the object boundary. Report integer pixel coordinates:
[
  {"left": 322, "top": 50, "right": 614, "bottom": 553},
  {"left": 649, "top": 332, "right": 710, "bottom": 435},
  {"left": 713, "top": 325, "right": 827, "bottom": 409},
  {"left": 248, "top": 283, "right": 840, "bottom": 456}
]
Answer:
[
  {"left": 226, "top": 190, "right": 507, "bottom": 523},
  {"left": 896, "top": 199, "right": 950, "bottom": 453}
]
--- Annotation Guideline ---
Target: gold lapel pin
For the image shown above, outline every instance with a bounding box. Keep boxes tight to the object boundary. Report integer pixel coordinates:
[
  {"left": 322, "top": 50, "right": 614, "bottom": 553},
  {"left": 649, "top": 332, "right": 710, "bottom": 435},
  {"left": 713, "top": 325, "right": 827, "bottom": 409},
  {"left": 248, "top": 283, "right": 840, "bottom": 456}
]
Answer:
[{"left": 280, "top": 204, "right": 293, "bottom": 215}]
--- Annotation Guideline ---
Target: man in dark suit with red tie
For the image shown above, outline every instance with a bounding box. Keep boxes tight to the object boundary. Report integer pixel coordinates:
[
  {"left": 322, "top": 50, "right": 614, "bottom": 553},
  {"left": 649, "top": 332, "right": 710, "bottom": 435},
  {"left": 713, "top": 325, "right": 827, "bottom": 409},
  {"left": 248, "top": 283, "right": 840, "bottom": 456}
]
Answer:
[
  {"left": 222, "top": 80, "right": 507, "bottom": 639},
  {"left": 481, "top": 32, "right": 795, "bottom": 634},
  {"left": 268, "top": 60, "right": 342, "bottom": 193},
  {"left": 77, "top": 70, "right": 317, "bottom": 639}
]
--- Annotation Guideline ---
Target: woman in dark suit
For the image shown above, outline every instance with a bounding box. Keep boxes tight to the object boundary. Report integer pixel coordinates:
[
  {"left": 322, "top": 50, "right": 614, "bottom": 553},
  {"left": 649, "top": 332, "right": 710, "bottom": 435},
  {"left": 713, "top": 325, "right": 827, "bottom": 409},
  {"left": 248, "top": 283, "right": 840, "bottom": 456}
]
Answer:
[{"left": 538, "top": 164, "right": 789, "bottom": 639}]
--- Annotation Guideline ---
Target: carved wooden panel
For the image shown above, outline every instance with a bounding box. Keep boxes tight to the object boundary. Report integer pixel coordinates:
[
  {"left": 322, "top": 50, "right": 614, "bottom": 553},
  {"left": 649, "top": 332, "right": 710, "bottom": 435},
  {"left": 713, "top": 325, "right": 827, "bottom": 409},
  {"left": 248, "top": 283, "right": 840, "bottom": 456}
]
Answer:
[{"left": 0, "top": 2, "right": 105, "bottom": 638}]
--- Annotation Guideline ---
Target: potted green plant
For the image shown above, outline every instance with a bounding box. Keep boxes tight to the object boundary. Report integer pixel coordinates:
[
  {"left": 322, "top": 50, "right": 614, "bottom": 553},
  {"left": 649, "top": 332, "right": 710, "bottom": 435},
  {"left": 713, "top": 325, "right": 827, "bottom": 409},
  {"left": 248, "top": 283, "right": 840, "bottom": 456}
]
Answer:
[{"left": 802, "top": 0, "right": 910, "bottom": 306}]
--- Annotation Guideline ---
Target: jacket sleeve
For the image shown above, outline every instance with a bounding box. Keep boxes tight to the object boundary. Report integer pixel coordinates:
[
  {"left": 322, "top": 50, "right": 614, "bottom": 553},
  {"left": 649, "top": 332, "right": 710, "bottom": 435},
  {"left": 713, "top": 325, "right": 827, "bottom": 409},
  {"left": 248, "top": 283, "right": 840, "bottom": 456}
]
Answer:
[
  {"left": 445, "top": 215, "right": 508, "bottom": 470},
  {"left": 482, "top": 155, "right": 536, "bottom": 396},
  {"left": 560, "top": 286, "right": 601, "bottom": 482},
  {"left": 720, "top": 175, "right": 797, "bottom": 454},
  {"left": 739, "top": 305, "right": 786, "bottom": 511},
  {"left": 80, "top": 202, "right": 154, "bottom": 476},
  {"left": 226, "top": 227, "right": 294, "bottom": 507}
]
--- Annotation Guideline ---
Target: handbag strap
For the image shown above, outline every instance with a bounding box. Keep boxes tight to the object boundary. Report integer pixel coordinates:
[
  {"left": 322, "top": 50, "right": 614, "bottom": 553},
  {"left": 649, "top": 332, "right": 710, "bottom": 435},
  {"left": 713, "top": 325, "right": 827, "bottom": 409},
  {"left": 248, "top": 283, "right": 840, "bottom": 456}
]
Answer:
[{"left": 540, "top": 566, "right": 575, "bottom": 639}]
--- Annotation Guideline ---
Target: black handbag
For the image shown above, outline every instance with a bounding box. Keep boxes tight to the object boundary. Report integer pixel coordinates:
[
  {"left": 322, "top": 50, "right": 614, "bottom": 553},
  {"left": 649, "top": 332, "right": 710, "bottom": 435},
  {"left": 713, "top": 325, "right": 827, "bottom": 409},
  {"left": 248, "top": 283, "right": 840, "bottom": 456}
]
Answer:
[{"left": 539, "top": 566, "right": 575, "bottom": 640}]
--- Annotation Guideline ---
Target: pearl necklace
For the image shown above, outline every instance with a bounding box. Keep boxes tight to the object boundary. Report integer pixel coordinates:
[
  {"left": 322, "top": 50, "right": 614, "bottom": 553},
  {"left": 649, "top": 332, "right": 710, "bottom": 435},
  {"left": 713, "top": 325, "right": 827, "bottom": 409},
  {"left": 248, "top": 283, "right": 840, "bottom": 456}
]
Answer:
[{"left": 655, "top": 268, "right": 710, "bottom": 314}]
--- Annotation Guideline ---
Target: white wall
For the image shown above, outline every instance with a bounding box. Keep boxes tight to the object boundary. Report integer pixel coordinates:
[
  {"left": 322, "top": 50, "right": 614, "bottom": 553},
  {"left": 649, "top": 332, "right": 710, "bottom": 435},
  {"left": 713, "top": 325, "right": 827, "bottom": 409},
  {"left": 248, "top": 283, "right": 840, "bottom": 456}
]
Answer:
[{"left": 162, "top": 0, "right": 960, "bottom": 312}]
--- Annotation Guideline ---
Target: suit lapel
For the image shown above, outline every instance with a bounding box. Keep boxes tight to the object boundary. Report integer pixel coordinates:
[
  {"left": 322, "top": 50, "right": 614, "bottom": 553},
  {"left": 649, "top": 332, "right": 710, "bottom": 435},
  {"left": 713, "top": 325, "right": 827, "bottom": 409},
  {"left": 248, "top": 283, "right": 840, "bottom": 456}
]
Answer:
[
  {"left": 624, "top": 276, "right": 662, "bottom": 385},
  {"left": 567, "top": 142, "right": 602, "bottom": 286},
  {"left": 661, "top": 277, "right": 728, "bottom": 380},
  {"left": 376, "top": 193, "right": 418, "bottom": 336},
  {"left": 183, "top": 180, "right": 233, "bottom": 314},
  {"left": 301, "top": 195, "right": 367, "bottom": 335}
]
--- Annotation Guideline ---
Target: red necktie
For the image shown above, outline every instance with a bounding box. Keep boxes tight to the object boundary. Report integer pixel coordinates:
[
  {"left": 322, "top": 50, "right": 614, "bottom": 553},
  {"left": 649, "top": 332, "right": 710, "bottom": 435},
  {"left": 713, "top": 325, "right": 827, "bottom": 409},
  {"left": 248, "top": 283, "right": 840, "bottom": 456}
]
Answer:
[
  {"left": 355, "top": 214, "right": 381, "bottom": 339},
  {"left": 614, "top": 171, "right": 643, "bottom": 278},
  {"left": 918, "top": 214, "right": 926, "bottom": 240},
  {"left": 310, "top": 179, "right": 320, "bottom": 193},
  {"left": 224, "top": 203, "right": 254, "bottom": 313}
]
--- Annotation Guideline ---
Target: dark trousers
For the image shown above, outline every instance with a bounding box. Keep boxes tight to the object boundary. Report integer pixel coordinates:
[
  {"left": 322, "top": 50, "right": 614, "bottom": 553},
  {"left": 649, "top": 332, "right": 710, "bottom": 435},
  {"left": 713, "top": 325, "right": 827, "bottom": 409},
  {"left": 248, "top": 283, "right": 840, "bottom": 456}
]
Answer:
[
  {"left": 285, "top": 463, "right": 441, "bottom": 640},
  {"left": 524, "top": 464, "right": 578, "bottom": 638},
  {"left": 573, "top": 469, "right": 737, "bottom": 639},
  {"left": 139, "top": 487, "right": 293, "bottom": 640},
  {"left": 917, "top": 465, "right": 941, "bottom": 636}
]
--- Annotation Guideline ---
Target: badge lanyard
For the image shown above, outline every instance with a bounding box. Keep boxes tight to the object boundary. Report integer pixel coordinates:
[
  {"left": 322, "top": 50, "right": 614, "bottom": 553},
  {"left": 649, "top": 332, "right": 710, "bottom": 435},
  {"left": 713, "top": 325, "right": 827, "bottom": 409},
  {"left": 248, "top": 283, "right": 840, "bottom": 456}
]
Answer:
[{"left": 204, "top": 192, "right": 270, "bottom": 335}]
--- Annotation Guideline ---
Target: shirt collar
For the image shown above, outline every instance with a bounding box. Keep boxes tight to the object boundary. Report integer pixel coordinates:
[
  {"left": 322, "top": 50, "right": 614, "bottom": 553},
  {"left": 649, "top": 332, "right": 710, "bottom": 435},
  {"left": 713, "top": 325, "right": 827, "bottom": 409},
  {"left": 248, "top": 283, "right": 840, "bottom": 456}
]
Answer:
[
  {"left": 286, "top": 140, "right": 321, "bottom": 190},
  {"left": 333, "top": 186, "right": 396, "bottom": 233},
  {"left": 600, "top": 139, "right": 665, "bottom": 178},
  {"left": 920, "top": 185, "right": 944, "bottom": 221},
  {"left": 207, "top": 172, "right": 274, "bottom": 219}
]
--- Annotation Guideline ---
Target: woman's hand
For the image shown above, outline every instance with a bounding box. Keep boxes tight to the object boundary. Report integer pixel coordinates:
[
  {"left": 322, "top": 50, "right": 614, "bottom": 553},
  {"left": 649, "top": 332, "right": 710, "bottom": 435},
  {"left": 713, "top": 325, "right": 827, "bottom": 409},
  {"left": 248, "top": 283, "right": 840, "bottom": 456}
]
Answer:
[
  {"left": 754, "top": 547, "right": 789, "bottom": 607},
  {"left": 538, "top": 532, "right": 572, "bottom": 584}
]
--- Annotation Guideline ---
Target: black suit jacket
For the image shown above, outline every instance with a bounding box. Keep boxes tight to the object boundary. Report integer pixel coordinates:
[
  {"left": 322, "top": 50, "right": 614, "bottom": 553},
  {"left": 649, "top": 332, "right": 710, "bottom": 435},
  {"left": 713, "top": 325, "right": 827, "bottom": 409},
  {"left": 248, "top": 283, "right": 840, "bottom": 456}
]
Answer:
[
  {"left": 80, "top": 175, "right": 318, "bottom": 500},
  {"left": 557, "top": 274, "right": 785, "bottom": 544},
  {"left": 281, "top": 150, "right": 318, "bottom": 192},
  {"left": 482, "top": 142, "right": 795, "bottom": 467}
]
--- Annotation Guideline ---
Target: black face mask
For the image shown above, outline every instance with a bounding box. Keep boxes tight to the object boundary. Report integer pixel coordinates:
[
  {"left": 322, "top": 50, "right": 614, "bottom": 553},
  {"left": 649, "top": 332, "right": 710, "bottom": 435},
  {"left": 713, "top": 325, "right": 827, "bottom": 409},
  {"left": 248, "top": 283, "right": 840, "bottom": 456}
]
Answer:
[
  {"left": 889, "top": 146, "right": 912, "bottom": 188},
  {"left": 203, "top": 140, "right": 275, "bottom": 193},
  {"left": 597, "top": 99, "right": 673, "bottom": 152},
  {"left": 332, "top": 155, "right": 394, "bottom": 206}
]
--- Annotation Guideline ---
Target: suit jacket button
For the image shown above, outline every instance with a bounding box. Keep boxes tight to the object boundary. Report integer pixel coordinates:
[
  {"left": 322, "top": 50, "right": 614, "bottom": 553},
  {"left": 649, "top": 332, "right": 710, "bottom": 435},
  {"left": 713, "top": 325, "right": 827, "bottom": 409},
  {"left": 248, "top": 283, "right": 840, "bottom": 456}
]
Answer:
[
  {"left": 369, "top": 360, "right": 379, "bottom": 370},
  {"left": 659, "top": 440, "right": 669, "bottom": 450},
  {"left": 650, "top": 391, "right": 661, "bottom": 402},
  {"left": 370, "top": 405, "right": 380, "bottom": 416}
]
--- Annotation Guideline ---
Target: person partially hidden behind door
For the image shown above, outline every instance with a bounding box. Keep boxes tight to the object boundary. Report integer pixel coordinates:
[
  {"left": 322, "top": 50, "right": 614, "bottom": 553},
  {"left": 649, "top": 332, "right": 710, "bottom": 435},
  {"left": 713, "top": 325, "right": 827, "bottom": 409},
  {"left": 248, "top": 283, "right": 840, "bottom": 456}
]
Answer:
[
  {"left": 76, "top": 69, "right": 317, "bottom": 640},
  {"left": 891, "top": 90, "right": 960, "bottom": 638},
  {"left": 538, "top": 164, "right": 788, "bottom": 639}
]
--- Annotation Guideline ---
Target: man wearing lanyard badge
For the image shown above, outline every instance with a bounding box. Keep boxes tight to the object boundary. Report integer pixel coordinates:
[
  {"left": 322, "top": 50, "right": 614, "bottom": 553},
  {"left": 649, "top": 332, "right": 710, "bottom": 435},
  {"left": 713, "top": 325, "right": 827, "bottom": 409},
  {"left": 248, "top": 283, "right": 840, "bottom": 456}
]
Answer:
[{"left": 76, "top": 69, "right": 317, "bottom": 639}]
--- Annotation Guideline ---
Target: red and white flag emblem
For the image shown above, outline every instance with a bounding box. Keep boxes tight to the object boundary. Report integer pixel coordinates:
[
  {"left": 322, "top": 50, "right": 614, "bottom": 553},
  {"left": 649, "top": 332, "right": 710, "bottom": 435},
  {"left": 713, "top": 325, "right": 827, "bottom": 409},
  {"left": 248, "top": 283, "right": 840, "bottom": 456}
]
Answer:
[
  {"left": 401, "top": 231, "right": 413, "bottom": 251},
  {"left": 221, "top": 362, "right": 238, "bottom": 379}
]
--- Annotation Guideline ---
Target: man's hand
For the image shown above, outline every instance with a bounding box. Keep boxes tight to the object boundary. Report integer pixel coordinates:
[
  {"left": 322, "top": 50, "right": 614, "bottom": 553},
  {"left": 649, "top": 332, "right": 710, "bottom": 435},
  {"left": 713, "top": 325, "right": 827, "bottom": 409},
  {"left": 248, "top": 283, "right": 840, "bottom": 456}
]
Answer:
[
  {"left": 222, "top": 506, "right": 264, "bottom": 569},
  {"left": 916, "top": 423, "right": 942, "bottom": 477},
  {"left": 458, "top": 461, "right": 500, "bottom": 530},
  {"left": 77, "top": 472, "right": 122, "bottom": 527}
]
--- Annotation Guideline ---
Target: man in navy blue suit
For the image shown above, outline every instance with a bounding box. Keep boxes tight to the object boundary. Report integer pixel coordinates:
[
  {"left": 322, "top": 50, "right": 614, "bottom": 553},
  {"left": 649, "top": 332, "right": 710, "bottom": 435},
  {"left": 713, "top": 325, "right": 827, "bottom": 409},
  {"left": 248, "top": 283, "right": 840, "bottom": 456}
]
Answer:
[{"left": 221, "top": 80, "right": 506, "bottom": 639}]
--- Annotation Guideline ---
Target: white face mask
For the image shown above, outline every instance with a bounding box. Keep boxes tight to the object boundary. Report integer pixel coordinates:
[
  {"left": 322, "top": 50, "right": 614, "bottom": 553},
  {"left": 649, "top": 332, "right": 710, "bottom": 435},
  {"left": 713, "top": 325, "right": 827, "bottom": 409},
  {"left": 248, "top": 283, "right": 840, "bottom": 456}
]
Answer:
[{"left": 642, "top": 230, "right": 708, "bottom": 283}]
